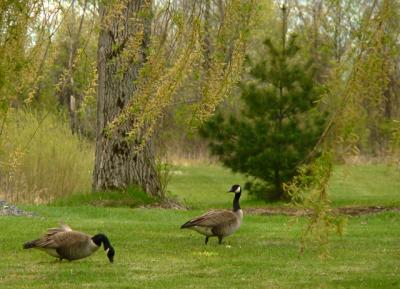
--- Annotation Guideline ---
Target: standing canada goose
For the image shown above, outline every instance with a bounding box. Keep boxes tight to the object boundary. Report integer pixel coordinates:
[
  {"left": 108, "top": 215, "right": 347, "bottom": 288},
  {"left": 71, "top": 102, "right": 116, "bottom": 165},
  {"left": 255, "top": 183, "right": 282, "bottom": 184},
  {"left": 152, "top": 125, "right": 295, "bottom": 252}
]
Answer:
[
  {"left": 23, "top": 224, "right": 115, "bottom": 263},
  {"left": 181, "top": 184, "right": 243, "bottom": 244}
]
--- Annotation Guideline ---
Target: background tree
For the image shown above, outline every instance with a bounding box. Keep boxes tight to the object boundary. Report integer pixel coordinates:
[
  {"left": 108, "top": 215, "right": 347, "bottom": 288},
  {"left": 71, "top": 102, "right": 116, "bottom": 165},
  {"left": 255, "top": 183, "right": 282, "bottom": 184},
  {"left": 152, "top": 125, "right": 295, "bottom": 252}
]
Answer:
[
  {"left": 201, "top": 6, "right": 326, "bottom": 201},
  {"left": 56, "top": 0, "right": 89, "bottom": 134},
  {"left": 93, "top": 0, "right": 163, "bottom": 196},
  {"left": 93, "top": 0, "right": 255, "bottom": 198},
  {"left": 48, "top": 0, "right": 98, "bottom": 137}
]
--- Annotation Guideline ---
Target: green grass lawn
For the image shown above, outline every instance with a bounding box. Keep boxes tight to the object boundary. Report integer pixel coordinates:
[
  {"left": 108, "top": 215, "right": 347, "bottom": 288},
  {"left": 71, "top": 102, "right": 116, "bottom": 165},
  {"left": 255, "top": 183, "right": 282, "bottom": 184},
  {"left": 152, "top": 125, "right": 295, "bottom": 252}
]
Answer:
[
  {"left": 168, "top": 163, "right": 400, "bottom": 208},
  {"left": 0, "top": 164, "right": 399, "bottom": 288},
  {"left": 329, "top": 164, "right": 400, "bottom": 207},
  {"left": 0, "top": 207, "right": 399, "bottom": 289}
]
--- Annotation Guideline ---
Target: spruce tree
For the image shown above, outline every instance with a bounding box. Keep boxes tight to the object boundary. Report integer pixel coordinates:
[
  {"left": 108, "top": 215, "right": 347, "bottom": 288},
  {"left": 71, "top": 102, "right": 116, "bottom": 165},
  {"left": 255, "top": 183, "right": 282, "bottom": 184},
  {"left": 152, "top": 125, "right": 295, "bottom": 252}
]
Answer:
[{"left": 201, "top": 6, "right": 326, "bottom": 201}]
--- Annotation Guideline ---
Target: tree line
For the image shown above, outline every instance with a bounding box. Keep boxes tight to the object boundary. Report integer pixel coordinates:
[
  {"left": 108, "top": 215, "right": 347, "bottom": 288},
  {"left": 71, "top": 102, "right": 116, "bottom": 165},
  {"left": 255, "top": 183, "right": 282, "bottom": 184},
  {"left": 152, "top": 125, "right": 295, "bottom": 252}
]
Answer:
[{"left": 0, "top": 0, "right": 399, "bottom": 204}]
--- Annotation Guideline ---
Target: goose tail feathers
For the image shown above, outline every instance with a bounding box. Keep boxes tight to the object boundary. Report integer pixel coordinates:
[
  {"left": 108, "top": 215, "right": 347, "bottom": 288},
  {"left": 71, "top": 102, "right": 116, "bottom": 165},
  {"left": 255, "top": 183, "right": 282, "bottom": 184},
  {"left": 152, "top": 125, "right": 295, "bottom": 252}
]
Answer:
[{"left": 180, "top": 221, "right": 194, "bottom": 229}]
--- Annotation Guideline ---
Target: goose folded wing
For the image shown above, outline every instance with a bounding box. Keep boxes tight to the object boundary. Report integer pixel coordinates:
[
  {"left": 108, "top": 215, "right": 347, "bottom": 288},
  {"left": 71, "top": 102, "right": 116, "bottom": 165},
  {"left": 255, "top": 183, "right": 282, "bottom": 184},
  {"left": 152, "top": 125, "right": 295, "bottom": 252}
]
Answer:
[
  {"left": 34, "top": 231, "right": 87, "bottom": 249},
  {"left": 187, "top": 210, "right": 237, "bottom": 227}
]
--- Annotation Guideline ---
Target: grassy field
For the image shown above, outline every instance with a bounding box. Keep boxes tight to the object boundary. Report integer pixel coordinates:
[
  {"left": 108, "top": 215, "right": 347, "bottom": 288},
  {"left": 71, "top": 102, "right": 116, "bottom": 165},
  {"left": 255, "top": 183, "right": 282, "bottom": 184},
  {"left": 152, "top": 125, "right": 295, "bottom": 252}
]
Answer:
[
  {"left": 0, "top": 164, "right": 399, "bottom": 288},
  {"left": 329, "top": 164, "right": 400, "bottom": 207},
  {"left": 168, "top": 163, "right": 400, "bottom": 208}
]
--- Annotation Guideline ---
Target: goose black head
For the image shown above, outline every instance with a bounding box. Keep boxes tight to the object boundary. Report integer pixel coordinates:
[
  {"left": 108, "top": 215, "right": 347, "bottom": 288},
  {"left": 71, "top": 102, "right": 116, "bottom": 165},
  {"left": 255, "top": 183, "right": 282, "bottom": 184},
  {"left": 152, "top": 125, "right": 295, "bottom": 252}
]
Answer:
[
  {"left": 92, "top": 233, "right": 115, "bottom": 263},
  {"left": 228, "top": 184, "right": 241, "bottom": 194},
  {"left": 106, "top": 246, "right": 115, "bottom": 263}
]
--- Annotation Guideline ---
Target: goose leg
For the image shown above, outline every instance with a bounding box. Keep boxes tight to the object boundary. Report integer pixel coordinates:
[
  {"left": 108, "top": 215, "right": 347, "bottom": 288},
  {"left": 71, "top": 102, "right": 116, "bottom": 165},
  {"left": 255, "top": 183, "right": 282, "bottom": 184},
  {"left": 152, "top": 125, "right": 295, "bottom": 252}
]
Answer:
[
  {"left": 205, "top": 236, "right": 209, "bottom": 245},
  {"left": 218, "top": 236, "right": 223, "bottom": 244}
]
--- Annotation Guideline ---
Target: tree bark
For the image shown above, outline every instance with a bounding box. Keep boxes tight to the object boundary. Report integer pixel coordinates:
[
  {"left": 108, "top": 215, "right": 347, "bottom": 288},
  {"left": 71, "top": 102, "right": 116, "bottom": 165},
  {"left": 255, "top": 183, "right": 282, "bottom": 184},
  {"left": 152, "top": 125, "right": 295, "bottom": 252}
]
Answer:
[{"left": 93, "top": 0, "right": 163, "bottom": 198}]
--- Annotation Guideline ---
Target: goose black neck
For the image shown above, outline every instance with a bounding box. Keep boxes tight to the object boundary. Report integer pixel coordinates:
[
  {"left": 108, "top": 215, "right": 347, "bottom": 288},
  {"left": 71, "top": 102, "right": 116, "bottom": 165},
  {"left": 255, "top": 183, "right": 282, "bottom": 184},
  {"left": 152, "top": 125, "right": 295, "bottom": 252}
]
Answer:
[
  {"left": 92, "top": 233, "right": 111, "bottom": 250},
  {"left": 233, "top": 192, "right": 241, "bottom": 211}
]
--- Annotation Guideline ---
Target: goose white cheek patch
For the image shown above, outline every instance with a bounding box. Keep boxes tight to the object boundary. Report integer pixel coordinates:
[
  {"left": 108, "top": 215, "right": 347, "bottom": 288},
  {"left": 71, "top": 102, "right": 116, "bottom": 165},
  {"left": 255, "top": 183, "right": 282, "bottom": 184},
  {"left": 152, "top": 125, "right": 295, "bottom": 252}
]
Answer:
[
  {"left": 235, "top": 186, "right": 241, "bottom": 193},
  {"left": 105, "top": 248, "right": 110, "bottom": 253}
]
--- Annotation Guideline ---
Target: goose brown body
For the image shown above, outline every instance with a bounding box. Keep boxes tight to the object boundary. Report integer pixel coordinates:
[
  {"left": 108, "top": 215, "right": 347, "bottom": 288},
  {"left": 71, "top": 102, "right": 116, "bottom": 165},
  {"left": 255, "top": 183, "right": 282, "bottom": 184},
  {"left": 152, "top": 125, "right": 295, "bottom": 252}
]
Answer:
[
  {"left": 182, "top": 209, "right": 243, "bottom": 238},
  {"left": 23, "top": 224, "right": 115, "bottom": 262},
  {"left": 181, "top": 184, "right": 243, "bottom": 244}
]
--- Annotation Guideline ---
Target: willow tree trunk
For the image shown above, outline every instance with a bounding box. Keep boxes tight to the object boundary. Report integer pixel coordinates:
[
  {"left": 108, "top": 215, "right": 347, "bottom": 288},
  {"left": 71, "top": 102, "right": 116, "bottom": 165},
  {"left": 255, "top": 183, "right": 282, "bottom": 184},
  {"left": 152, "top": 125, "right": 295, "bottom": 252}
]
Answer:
[{"left": 93, "top": 1, "right": 163, "bottom": 198}]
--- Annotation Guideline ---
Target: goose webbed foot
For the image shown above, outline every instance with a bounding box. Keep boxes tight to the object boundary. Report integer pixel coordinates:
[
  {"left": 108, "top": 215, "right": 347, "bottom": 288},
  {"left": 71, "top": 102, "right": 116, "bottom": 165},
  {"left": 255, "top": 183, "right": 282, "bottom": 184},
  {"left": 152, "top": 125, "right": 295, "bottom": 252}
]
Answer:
[
  {"left": 218, "top": 236, "right": 223, "bottom": 244},
  {"left": 205, "top": 236, "right": 209, "bottom": 245}
]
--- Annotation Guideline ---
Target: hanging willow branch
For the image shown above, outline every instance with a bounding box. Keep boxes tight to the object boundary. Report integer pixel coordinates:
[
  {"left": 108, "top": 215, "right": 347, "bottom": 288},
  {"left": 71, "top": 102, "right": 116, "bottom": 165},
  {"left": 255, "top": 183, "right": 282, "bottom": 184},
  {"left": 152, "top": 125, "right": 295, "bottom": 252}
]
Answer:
[
  {"left": 285, "top": 0, "right": 399, "bottom": 256},
  {"left": 104, "top": 0, "right": 256, "bottom": 148},
  {"left": 300, "top": 0, "right": 390, "bottom": 164},
  {"left": 108, "top": 19, "right": 203, "bottom": 152}
]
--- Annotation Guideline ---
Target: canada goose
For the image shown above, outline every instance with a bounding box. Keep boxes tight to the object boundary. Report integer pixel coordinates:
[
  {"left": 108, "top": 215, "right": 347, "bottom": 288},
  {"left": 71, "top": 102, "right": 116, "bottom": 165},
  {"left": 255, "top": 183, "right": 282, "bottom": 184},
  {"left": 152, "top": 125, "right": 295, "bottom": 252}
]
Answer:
[
  {"left": 23, "top": 224, "right": 115, "bottom": 263},
  {"left": 181, "top": 184, "right": 243, "bottom": 244}
]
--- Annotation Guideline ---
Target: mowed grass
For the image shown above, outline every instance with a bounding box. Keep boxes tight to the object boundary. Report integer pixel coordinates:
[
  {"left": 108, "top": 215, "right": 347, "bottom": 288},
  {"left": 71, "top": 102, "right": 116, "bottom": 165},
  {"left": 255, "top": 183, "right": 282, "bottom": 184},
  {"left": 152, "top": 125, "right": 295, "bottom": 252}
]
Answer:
[
  {"left": 168, "top": 164, "right": 250, "bottom": 209},
  {"left": 169, "top": 163, "right": 400, "bottom": 208},
  {"left": 0, "top": 164, "right": 399, "bottom": 288},
  {"left": 1, "top": 207, "right": 399, "bottom": 289},
  {"left": 329, "top": 164, "right": 400, "bottom": 207}
]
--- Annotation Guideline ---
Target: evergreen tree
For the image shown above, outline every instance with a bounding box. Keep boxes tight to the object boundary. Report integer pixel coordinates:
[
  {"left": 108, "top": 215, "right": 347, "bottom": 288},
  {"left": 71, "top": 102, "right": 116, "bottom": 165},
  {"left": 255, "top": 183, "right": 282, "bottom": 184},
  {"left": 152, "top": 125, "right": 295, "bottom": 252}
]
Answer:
[{"left": 201, "top": 7, "right": 326, "bottom": 201}]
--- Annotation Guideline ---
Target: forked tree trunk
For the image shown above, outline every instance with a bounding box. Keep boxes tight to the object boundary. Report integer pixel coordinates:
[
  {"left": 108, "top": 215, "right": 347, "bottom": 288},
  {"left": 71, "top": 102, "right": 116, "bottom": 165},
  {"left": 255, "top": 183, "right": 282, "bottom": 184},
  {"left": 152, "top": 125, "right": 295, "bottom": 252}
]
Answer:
[{"left": 93, "top": 0, "right": 163, "bottom": 198}]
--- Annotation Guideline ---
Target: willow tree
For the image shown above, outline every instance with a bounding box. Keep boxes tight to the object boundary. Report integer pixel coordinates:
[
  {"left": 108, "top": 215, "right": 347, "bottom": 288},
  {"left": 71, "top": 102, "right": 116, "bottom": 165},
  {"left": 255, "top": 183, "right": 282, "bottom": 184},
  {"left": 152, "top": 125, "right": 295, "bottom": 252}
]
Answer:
[
  {"left": 93, "top": 1, "right": 159, "bottom": 195},
  {"left": 286, "top": 0, "right": 400, "bottom": 254},
  {"left": 93, "top": 0, "right": 255, "bottom": 197}
]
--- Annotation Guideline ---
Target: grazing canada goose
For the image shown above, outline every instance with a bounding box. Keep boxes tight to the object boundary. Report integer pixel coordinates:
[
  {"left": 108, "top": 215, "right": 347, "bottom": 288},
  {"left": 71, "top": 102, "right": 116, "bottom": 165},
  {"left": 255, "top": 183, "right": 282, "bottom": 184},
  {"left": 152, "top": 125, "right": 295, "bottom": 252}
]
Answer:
[
  {"left": 181, "top": 184, "right": 243, "bottom": 244},
  {"left": 23, "top": 224, "right": 115, "bottom": 263}
]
